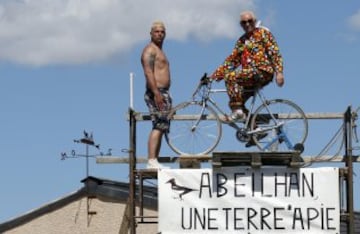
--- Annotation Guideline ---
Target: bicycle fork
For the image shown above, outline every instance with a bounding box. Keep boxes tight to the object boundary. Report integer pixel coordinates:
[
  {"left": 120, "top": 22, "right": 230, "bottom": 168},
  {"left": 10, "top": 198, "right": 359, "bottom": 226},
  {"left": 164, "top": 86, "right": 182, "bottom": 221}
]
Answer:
[{"left": 190, "top": 102, "right": 208, "bottom": 131}]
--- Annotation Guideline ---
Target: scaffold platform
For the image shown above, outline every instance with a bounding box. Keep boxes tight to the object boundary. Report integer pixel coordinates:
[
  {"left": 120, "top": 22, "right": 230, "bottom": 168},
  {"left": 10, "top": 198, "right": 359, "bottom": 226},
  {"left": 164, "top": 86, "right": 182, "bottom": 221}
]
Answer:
[{"left": 212, "top": 151, "right": 304, "bottom": 168}]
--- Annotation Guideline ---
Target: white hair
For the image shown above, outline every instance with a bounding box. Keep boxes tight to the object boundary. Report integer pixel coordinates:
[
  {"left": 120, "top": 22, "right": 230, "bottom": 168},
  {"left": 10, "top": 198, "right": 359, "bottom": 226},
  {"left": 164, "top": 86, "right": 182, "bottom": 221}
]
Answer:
[{"left": 240, "top": 10, "right": 257, "bottom": 20}]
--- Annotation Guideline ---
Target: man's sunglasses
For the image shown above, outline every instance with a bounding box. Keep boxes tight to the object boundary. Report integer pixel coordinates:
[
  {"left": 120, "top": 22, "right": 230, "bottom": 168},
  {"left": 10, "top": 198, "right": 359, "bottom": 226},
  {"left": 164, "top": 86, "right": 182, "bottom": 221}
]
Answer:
[{"left": 240, "top": 19, "right": 254, "bottom": 25}]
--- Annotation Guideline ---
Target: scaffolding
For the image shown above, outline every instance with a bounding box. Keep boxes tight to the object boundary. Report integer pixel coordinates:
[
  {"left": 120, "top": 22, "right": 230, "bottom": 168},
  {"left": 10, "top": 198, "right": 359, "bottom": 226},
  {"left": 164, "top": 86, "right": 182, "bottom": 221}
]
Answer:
[{"left": 111, "top": 106, "right": 358, "bottom": 234}]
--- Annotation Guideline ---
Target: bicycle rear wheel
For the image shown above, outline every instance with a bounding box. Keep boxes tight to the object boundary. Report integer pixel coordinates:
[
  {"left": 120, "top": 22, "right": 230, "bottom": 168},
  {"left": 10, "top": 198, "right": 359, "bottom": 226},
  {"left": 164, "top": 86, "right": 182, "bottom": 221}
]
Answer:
[
  {"left": 250, "top": 99, "right": 308, "bottom": 152},
  {"left": 165, "top": 101, "right": 222, "bottom": 155}
]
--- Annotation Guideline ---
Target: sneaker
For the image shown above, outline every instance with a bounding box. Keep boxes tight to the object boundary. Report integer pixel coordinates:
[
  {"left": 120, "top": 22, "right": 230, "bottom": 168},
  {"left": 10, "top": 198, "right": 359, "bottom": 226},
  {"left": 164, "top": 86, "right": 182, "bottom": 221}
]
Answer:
[
  {"left": 229, "top": 109, "right": 245, "bottom": 121},
  {"left": 245, "top": 133, "right": 268, "bottom": 147},
  {"left": 147, "top": 158, "right": 170, "bottom": 169}
]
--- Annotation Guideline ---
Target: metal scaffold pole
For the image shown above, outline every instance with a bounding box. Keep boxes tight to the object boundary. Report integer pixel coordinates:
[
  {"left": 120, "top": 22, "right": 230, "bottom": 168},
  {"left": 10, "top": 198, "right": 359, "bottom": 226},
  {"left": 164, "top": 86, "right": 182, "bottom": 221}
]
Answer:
[
  {"left": 129, "top": 108, "right": 137, "bottom": 234},
  {"left": 344, "top": 106, "right": 355, "bottom": 234}
]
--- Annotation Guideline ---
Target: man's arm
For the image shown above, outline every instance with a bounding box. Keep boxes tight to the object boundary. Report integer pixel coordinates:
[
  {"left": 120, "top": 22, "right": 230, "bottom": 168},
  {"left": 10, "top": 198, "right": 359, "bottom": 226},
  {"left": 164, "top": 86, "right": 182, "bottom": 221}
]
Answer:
[
  {"left": 210, "top": 39, "right": 242, "bottom": 81},
  {"left": 141, "top": 46, "right": 164, "bottom": 110},
  {"left": 263, "top": 30, "right": 284, "bottom": 87}
]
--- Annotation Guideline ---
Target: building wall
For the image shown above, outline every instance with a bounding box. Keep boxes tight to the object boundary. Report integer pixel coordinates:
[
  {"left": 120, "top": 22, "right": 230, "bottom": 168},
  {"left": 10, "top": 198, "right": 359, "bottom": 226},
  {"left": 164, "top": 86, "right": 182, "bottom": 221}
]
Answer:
[
  {"left": 4, "top": 197, "right": 158, "bottom": 234},
  {"left": 3, "top": 196, "right": 360, "bottom": 234}
]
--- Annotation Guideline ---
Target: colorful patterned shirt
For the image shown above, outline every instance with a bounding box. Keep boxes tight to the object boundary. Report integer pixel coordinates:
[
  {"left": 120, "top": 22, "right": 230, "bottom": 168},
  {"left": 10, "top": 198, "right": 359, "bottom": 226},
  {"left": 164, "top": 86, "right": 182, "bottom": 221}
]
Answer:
[{"left": 212, "top": 27, "right": 283, "bottom": 82}]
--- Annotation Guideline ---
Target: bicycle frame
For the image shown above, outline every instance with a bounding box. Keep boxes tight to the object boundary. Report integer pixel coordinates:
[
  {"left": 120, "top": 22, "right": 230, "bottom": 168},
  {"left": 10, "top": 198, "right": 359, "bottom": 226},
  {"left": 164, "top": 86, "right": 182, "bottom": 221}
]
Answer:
[
  {"left": 191, "top": 80, "right": 298, "bottom": 151},
  {"left": 192, "top": 81, "right": 266, "bottom": 128}
]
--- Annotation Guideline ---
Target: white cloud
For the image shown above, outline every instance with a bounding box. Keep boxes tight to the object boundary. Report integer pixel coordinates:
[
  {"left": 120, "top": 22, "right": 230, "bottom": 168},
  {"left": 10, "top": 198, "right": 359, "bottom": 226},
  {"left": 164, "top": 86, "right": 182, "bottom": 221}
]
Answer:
[
  {"left": 348, "top": 9, "right": 360, "bottom": 31},
  {"left": 0, "top": 0, "right": 256, "bottom": 66}
]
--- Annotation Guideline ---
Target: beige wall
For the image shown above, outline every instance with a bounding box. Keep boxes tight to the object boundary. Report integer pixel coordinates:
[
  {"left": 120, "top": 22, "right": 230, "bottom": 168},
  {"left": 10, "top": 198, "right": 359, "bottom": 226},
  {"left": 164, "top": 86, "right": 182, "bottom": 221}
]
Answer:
[{"left": 5, "top": 197, "right": 158, "bottom": 234}]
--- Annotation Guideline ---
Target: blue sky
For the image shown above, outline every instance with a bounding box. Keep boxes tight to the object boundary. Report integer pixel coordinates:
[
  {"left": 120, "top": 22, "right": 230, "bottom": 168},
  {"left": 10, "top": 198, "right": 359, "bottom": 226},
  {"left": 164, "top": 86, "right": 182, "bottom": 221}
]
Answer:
[{"left": 1, "top": 0, "right": 360, "bottom": 222}]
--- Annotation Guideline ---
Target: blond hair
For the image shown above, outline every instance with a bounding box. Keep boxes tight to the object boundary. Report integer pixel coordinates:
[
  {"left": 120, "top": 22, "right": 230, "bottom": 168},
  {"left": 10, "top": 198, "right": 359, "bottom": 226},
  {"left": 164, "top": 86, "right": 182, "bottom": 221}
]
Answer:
[{"left": 151, "top": 20, "right": 166, "bottom": 31}]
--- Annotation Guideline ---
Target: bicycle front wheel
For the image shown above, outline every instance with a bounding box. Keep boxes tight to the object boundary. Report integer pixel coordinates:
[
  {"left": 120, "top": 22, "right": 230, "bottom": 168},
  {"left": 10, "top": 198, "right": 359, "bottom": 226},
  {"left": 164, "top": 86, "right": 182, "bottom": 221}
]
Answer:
[
  {"left": 165, "top": 101, "right": 222, "bottom": 155},
  {"left": 250, "top": 99, "right": 308, "bottom": 152}
]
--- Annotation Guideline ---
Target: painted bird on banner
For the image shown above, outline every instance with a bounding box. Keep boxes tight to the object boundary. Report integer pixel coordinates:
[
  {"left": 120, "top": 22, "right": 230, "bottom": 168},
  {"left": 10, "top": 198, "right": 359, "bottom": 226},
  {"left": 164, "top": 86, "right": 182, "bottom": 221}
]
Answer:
[{"left": 166, "top": 178, "right": 198, "bottom": 200}]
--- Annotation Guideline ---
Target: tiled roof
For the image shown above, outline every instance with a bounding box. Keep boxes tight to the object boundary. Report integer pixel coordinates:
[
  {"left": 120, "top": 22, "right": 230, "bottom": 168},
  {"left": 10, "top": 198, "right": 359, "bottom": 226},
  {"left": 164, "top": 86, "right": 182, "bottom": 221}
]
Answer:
[{"left": 0, "top": 176, "right": 157, "bottom": 233}]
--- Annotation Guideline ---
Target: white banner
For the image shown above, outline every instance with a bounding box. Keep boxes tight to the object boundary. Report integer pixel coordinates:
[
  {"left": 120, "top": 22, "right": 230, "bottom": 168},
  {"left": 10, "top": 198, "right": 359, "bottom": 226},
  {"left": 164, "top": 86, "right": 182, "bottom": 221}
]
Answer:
[{"left": 158, "top": 167, "right": 339, "bottom": 234}]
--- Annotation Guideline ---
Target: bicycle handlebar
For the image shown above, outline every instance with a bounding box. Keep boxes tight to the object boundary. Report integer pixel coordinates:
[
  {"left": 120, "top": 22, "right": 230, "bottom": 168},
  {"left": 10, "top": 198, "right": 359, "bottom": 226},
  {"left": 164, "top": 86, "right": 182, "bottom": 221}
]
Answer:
[
  {"left": 191, "top": 73, "right": 211, "bottom": 99},
  {"left": 200, "top": 73, "right": 209, "bottom": 83},
  {"left": 200, "top": 73, "right": 216, "bottom": 86}
]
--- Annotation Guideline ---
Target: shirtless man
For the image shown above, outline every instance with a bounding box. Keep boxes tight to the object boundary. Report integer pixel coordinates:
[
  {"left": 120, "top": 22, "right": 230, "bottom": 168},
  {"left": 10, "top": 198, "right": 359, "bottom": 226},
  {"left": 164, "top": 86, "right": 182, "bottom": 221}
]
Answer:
[{"left": 141, "top": 21, "right": 171, "bottom": 169}]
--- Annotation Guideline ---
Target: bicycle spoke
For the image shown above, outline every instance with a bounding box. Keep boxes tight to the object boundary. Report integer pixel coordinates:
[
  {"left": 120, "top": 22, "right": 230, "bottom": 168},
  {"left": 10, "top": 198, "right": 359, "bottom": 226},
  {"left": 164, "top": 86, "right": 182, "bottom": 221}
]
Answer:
[
  {"left": 251, "top": 99, "right": 308, "bottom": 152},
  {"left": 165, "top": 102, "right": 222, "bottom": 155}
]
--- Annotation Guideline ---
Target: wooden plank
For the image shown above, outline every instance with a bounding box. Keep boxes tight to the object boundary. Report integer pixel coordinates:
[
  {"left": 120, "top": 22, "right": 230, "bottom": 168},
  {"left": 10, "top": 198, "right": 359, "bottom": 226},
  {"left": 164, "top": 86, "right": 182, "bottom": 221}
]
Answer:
[
  {"left": 119, "top": 198, "right": 130, "bottom": 234},
  {"left": 309, "top": 155, "right": 360, "bottom": 162},
  {"left": 212, "top": 151, "right": 304, "bottom": 168},
  {"left": 96, "top": 157, "right": 148, "bottom": 164},
  {"left": 179, "top": 158, "right": 201, "bottom": 169},
  {"left": 135, "top": 169, "right": 158, "bottom": 178},
  {"left": 128, "top": 112, "right": 345, "bottom": 121},
  {"left": 96, "top": 155, "right": 360, "bottom": 164},
  {"left": 96, "top": 156, "right": 212, "bottom": 164},
  {"left": 304, "top": 112, "right": 344, "bottom": 119}
]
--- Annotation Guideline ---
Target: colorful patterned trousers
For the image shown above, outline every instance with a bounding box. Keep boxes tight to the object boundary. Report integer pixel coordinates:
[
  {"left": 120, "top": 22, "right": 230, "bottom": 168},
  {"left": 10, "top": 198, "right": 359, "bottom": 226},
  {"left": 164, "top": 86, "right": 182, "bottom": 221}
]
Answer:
[{"left": 224, "top": 69, "right": 273, "bottom": 112}]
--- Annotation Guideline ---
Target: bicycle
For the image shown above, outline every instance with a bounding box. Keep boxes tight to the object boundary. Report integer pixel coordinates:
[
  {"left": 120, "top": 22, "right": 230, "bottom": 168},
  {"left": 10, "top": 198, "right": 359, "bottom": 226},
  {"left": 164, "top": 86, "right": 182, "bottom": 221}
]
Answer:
[{"left": 165, "top": 74, "right": 308, "bottom": 155}]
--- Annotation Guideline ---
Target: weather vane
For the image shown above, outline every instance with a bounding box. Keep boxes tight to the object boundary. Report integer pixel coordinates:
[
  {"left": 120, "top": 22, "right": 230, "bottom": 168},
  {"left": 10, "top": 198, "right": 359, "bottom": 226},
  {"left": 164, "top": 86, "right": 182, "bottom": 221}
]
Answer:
[{"left": 60, "top": 130, "right": 112, "bottom": 177}]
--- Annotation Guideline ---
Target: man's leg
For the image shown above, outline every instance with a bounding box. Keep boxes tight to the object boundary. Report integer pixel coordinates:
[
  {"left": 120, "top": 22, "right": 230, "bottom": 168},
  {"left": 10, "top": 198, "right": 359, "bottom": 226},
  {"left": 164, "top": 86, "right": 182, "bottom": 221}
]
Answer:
[
  {"left": 244, "top": 72, "right": 274, "bottom": 147},
  {"left": 145, "top": 89, "right": 172, "bottom": 169},
  {"left": 236, "top": 70, "right": 273, "bottom": 113},
  {"left": 241, "top": 72, "right": 272, "bottom": 105},
  {"left": 147, "top": 128, "right": 169, "bottom": 169},
  {"left": 224, "top": 80, "right": 246, "bottom": 120},
  {"left": 225, "top": 80, "right": 243, "bottom": 111},
  {"left": 148, "top": 129, "right": 162, "bottom": 160}
]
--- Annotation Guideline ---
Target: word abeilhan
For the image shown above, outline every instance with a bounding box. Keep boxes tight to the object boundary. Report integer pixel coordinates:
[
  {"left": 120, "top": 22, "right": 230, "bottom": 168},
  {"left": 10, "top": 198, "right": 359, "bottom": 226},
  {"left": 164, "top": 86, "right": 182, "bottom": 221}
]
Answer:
[{"left": 180, "top": 172, "right": 337, "bottom": 231}]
